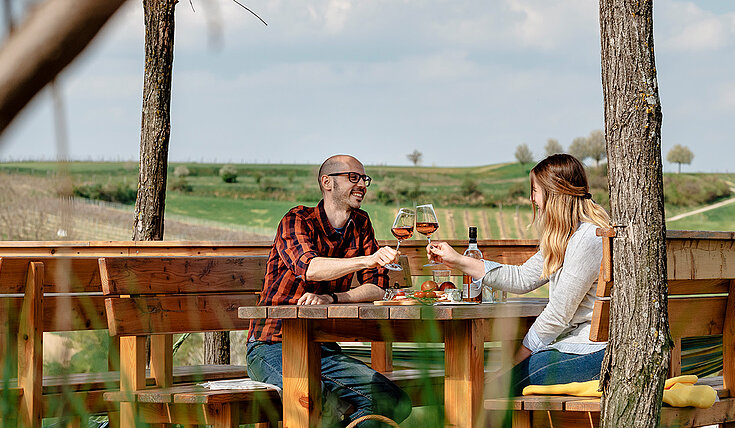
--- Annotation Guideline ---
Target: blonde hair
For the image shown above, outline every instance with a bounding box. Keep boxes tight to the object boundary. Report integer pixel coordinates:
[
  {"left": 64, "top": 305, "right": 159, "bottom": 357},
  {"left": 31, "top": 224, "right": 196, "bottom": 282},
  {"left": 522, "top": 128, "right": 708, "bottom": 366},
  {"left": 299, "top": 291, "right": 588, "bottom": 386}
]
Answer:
[{"left": 530, "top": 154, "right": 610, "bottom": 278}]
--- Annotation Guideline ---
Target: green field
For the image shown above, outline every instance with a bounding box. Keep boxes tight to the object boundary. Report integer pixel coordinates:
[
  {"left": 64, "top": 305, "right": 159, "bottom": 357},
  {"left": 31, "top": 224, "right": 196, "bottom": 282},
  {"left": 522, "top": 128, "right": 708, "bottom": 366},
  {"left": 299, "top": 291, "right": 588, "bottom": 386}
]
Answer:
[{"left": 1, "top": 161, "right": 733, "bottom": 241}]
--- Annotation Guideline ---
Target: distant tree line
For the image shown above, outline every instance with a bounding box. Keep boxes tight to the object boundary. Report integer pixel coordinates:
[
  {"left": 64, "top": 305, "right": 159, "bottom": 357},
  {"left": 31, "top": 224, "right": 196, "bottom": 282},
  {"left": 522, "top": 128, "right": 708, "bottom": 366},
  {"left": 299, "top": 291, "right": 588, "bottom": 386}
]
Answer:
[{"left": 514, "top": 132, "right": 694, "bottom": 173}]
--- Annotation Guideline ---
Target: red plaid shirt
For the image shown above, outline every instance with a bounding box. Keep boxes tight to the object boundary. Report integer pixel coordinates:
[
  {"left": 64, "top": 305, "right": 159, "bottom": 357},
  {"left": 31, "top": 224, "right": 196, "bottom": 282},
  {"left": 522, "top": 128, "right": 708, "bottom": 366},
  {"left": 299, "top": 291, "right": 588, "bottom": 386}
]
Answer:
[{"left": 248, "top": 200, "right": 389, "bottom": 342}]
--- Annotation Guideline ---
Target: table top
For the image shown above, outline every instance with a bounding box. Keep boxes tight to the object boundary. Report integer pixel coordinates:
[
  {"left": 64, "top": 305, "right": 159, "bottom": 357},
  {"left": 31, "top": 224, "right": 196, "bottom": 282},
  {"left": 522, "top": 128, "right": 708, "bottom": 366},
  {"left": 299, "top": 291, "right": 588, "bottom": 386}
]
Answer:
[{"left": 238, "top": 298, "right": 548, "bottom": 321}]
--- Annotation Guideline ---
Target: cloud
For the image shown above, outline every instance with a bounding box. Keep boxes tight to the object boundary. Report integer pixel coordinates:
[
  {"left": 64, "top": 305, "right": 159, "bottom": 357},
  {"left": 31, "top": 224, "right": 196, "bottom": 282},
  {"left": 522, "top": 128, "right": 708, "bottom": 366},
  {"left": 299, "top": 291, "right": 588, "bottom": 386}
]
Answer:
[{"left": 657, "top": 1, "right": 735, "bottom": 52}]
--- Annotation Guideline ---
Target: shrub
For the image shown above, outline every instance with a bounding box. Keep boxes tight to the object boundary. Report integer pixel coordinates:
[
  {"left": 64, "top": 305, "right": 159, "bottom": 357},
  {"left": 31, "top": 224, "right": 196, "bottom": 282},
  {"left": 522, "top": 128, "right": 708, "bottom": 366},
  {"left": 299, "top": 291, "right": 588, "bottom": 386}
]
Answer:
[
  {"left": 73, "top": 183, "right": 137, "bottom": 205},
  {"left": 169, "top": 178, "right": 192, "bottom": 193},
  {"left": 664, "top": 175, "right": 731, "bottom": 206},
  {"left": 219, "top": 165, "right": 238, "bottom": 183},
  {"left": 173, "top": 165, "right": 190, "bottom": 178},
  {"left": 461, "top": 178, "right": 483, "bottom": 198}
]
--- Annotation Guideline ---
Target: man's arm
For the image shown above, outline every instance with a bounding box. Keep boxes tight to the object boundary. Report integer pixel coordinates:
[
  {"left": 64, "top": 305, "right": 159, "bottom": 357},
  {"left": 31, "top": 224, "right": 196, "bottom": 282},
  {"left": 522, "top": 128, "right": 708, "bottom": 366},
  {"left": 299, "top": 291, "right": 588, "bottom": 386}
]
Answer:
[
  {"left": 297, "top": 283, "right": 384, "bottom": 305},
  {"left": 304, "top": 246, "right": 397, "bottom": 282}
]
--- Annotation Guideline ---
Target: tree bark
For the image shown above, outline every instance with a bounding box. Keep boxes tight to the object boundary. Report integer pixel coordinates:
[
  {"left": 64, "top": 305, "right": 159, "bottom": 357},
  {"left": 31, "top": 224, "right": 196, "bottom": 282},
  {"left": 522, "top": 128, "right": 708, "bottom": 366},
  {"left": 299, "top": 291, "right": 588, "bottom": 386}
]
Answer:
[
  {"left": 204, "top": 332, "right": 231, "bottom": 365},
  {"left": 598, "top": 1, "right": 671, "bottom": 427},
  {"left": 0, "top": 0, "right": 127, "bottom": 137},
  {"left": 133, "top": 0, "right": 177, "bottom": 241}
]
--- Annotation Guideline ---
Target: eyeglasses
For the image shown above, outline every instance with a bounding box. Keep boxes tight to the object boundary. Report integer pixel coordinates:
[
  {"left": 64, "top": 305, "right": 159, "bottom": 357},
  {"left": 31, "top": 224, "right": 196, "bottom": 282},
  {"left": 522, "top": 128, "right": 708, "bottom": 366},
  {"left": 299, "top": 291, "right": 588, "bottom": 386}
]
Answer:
[{"left": 327, "top": 172, "right": 372, "bottom": 187}]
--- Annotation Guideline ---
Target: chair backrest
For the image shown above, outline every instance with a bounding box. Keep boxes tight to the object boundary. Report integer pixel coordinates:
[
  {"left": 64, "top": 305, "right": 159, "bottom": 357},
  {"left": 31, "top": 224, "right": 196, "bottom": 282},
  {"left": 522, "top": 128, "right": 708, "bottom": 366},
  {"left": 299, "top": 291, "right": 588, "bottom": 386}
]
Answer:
[{"left": 590, "top": 229, "right": 735, "bottom": 384}]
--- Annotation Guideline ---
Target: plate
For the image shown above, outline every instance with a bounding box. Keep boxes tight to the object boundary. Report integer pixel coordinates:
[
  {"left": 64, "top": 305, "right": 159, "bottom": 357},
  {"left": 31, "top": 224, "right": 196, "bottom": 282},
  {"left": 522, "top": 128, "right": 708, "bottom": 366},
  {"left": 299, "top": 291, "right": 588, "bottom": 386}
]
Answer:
[
  {"left": 434, "top": 301, "right": 480, "bottom": 305},
  {"left": 373, "top": 300, "right": 420, "bottom": 306}
]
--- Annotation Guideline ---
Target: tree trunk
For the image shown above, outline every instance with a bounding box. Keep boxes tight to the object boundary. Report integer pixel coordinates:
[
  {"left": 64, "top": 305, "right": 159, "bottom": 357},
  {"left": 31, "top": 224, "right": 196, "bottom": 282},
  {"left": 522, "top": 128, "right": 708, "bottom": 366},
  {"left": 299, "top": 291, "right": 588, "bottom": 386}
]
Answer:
[
  {"left": 0, "top": 0, "right": 127, "bottom": 137},
  {"left": 204, "top": 332, "right": 231, "bottom": 364},
  {"left": 133, "top": 0, "right": 176, "bottom": 241},
  {"left": 598, "top": 1, "right": 671, "bottom": 427}
]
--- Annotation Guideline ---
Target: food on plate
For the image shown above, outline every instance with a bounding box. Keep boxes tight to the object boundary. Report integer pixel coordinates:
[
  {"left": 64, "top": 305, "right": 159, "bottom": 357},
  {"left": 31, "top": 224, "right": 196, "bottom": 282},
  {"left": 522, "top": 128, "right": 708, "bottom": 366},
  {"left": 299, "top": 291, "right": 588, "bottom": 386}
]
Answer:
[
  {"left": 438, "top": 281, "right": 456, "bottom": 290},
  {"left": 425, "top": 291, "right": 437, "bottom": 298},
  {"left": 414, "top": 291, "right": 426, "bottom": 298},
  {"left": 421, "top": 280, "right": 438, "bottom": 291}
]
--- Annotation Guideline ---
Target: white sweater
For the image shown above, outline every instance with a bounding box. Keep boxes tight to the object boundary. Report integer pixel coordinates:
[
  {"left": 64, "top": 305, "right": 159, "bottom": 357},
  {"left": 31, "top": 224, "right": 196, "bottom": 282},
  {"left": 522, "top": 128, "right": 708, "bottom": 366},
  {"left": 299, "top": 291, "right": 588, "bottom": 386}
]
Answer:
[{"left": 481, "top": 222, "right": 607, "bottom": 355}]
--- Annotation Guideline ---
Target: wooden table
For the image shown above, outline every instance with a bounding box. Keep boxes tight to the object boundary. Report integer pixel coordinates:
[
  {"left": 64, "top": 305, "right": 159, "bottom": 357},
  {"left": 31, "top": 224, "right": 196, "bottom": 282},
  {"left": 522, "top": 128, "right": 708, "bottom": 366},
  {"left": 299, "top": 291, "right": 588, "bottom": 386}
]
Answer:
[{"left": 239, "top": 299, "right": 547, "bottom": 428}]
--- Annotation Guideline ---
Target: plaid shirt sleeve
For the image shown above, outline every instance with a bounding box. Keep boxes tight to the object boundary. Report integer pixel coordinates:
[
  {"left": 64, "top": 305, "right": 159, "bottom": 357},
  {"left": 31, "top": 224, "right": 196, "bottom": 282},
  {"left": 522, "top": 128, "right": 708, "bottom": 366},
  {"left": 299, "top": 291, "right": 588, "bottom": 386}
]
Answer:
[
  {"left": 274, "top": 211, "right": 319, "bottom": 289},
  {"left": 356, "top": 215, "right": 390, "bottom": 289}
]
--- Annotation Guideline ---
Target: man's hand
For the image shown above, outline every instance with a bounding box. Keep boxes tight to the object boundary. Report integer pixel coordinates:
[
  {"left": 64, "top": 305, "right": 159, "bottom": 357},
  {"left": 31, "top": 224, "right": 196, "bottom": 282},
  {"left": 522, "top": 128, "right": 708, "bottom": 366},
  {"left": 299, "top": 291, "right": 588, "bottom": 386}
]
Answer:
[
  {"left": 367, "top": 246, "right": 399, "bottom": 268},
  {"left": 297, "top": 292, "right": 333, "bottom": 305}
]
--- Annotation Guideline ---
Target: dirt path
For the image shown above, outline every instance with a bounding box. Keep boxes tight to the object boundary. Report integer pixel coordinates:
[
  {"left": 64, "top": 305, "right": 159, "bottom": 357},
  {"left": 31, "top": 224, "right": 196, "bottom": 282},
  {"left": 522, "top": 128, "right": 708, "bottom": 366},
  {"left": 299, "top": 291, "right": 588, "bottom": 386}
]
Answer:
[{"left": 667, "top": 186, "right": 735, "bottom": 222}]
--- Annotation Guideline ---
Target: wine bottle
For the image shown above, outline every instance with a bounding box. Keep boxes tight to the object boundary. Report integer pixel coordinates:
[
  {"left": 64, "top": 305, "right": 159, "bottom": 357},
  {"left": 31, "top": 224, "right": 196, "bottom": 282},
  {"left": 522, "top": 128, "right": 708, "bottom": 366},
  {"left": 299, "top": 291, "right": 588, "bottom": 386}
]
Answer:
[{"left": 462, "top": 226, "right": 483, "bottom": 302}]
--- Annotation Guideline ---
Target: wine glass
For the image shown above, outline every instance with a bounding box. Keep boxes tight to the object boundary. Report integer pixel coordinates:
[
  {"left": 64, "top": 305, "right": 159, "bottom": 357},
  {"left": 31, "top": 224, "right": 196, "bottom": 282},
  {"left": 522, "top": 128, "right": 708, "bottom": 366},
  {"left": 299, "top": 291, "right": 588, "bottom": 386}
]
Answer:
[
  {"left": 384, "top": 208, "right": 415, "bottom": 271},
  {"left": 416, "top": 204, "right": 440, "bottom": 266}
]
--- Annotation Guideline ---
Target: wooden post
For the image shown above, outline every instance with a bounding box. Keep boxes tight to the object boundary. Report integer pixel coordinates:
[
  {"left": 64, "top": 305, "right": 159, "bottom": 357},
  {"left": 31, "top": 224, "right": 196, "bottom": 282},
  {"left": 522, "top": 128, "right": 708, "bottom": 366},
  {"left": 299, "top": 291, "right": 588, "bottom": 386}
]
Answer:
[
  {"left": 18, "top": 262, "right": 44, "bottom": 428},
  {"left": 444, "top": 319, "right": 485, "bottom": 428},
  {"left": 370, "top": 341, "right": 393, "bottom": 373},
  {"left": 668, "top": 338, "right": 682, "bottom": 378},
  {"left": 282, "top": 318, "right": 321, "bottom": 428},
  {"left": 723, "top": 280, "right": 735, "bottom": 393},
  {"left": 120, "top": 335, "right": 146, "bottom": 428},
  {"left": 150, "top": 334, "right": 173, "bottom": 388}
]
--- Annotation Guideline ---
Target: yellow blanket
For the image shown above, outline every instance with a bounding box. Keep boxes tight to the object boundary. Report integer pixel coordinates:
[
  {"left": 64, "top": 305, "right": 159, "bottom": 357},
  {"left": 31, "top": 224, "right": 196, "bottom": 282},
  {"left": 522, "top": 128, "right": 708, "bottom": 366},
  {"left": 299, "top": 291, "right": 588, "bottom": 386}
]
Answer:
[{"left": 522, "top": 375, "right": 717, "bottom": 408}]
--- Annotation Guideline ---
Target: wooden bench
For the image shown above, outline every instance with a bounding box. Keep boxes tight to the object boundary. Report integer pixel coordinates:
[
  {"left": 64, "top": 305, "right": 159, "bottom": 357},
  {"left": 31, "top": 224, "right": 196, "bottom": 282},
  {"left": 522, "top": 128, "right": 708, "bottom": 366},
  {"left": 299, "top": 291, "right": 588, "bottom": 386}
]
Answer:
[
  {"left": 0, "top": 257, "right": 249, "bottom": 428},
  {"left": 485, "top": 229, "right": 735, "bottom": 427},
  {"left": 100, "top": 255, "right": 416, "bottom": 427}
]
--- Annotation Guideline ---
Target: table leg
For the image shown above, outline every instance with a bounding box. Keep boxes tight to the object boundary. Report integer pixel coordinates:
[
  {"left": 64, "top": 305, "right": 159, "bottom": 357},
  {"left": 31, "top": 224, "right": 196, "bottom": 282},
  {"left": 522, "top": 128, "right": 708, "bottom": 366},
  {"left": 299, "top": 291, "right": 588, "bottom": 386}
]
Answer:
[
  {"left": 282, "top": 318, "right": 322, "bottom": 428},
  {"left": 444, "top": 319, "right": 485, "bottom": 428}
]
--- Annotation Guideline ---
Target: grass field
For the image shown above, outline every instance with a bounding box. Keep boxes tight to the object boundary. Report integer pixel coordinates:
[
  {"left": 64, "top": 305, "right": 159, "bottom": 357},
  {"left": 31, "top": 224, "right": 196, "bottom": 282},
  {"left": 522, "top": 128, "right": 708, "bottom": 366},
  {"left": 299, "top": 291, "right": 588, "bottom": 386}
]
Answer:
[{"left": 1, "top": 161, "right": 733, "bottom": 241}]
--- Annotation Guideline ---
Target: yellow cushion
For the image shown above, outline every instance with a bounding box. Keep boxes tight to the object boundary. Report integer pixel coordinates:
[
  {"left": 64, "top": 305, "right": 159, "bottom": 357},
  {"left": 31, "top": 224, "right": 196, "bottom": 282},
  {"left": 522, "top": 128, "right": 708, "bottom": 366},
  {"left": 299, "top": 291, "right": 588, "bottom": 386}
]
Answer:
[{"left": 521, "top": 375, "right": 716, "bottom": 408}]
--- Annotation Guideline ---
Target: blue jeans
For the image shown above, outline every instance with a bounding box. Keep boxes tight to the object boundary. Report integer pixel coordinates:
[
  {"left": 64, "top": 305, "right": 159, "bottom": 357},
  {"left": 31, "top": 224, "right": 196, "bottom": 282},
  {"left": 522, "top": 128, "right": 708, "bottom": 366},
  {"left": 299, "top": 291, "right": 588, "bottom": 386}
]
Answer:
[
  {"left": 246, "top": 341, "right": 412, "bottom": 427},
  {"left": 491, "top": 348, "right": 606, "bottom": 397}
]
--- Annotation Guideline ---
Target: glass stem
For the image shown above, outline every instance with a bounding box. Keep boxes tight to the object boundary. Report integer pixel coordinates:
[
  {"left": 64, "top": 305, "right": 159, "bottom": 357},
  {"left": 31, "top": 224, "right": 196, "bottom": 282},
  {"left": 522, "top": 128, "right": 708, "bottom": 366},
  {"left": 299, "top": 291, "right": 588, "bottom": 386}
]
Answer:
[{"left": 395, "top": 240, "right": 402, "bottom": 252}]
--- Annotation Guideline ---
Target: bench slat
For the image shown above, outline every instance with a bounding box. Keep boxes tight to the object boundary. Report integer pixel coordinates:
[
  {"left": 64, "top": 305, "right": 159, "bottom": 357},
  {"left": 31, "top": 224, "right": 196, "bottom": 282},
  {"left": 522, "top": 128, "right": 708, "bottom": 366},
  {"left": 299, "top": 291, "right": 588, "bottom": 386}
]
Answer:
[
  {"left": 0, "top": 258, "right": 101, "bottom": 293},
  {"left": 105, "top": 295, "right": 258, "bottom": 336},
  {"left": 591, "top": 296, "right": 727, "bottom": 342},
  {"left": 101, "top": 257, "right": 267, "bottom": 295}
]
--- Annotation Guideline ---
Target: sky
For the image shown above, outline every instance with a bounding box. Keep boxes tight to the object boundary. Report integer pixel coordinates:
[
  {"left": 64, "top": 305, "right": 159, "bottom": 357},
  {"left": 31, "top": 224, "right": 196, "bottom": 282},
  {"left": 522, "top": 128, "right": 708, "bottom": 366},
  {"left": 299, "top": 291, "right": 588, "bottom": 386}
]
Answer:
[{"left": 0, "top": 0, "right": 733, "bottom": 172}]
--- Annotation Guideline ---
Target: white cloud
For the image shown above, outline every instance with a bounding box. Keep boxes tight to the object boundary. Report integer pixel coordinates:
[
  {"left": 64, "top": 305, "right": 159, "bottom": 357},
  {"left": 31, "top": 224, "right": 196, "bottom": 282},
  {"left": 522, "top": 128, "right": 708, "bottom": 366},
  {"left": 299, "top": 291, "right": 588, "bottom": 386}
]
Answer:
[{"left": 657, "top": 1, "right": 735, "bottom": 52}]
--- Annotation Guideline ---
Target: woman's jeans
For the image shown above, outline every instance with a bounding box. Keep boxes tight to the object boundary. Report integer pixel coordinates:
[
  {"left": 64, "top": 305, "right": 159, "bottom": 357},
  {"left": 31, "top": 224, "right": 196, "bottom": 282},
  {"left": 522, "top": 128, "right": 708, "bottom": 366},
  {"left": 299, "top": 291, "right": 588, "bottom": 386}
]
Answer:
[
  {"left": 491, "top": 348, "right": 606, "bottom": 397},
  {"left": 246, "top": 341, "right": 412, "bottom": 427}
]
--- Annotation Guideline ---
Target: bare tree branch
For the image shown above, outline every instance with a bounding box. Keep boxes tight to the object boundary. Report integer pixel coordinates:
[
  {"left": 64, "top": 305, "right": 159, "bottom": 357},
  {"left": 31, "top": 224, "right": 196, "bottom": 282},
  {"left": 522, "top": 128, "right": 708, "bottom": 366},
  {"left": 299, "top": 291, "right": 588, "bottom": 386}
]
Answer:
[
  {"left": 230, "top": 0, "right": 267, "bottom": 26},
  {"left": 0, "top": 0, "right": 128, "bottom": 138}
]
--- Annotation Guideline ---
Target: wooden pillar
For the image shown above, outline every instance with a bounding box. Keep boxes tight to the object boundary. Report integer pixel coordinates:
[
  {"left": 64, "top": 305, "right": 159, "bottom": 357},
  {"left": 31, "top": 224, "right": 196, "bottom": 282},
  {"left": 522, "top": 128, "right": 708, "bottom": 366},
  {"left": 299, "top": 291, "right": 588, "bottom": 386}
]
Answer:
[
  {"left": 723, "top": 280, "right": 735, "bottom": 393},
  {"left": 444, "top": 319, "right": 485, "bottom": 428},
  {"left": 668, "top": 338, "right": 682, "bottom": 378},
  {"left": 282, "top": 318, "right": 321, "bottom": 428},
  {"left": 119, "top": 335, "right": 146, "bottom": 428},
  {"left": 371, "top": 341, "right": 393, "bottom": 373},
  {"left": 150, "top": 334, "right": 173, "bottom": 387},
  {"left": 18, "top": 262, "right": 44, "bottom": 428}
]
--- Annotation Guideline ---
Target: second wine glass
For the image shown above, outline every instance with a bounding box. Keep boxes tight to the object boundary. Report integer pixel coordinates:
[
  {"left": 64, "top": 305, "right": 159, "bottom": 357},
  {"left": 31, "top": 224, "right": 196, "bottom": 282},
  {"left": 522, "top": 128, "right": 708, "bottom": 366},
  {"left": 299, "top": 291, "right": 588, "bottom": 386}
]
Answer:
[
  {"left": 416, "top": 203, "right": 440, "bottom": 267},
  {"left": 385, "top": 208, "right": 415, "bottom": 271}
]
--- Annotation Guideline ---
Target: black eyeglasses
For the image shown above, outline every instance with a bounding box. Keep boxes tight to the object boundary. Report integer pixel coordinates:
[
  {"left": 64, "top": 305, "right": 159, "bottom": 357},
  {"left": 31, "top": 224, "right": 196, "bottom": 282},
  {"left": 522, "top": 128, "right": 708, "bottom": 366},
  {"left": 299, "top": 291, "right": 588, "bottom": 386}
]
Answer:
[{"left": 327, "top": 172, "right": 372, "bottom": 187}]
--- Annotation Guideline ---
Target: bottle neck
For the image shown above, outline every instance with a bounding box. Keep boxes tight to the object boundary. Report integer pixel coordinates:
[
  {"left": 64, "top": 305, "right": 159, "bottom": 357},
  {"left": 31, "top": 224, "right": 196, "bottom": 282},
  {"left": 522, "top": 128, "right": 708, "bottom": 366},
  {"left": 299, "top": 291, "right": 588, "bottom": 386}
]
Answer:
[{"left": 468, "top": 241, "right": 478, "bottom": 249}]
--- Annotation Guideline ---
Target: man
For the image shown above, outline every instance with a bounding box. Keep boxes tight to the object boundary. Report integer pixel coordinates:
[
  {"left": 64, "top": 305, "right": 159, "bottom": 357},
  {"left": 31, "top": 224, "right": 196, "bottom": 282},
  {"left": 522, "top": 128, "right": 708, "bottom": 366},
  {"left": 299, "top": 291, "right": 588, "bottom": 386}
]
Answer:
[{"left": 246, "top": 154, "right": 412, "bottom": 427}]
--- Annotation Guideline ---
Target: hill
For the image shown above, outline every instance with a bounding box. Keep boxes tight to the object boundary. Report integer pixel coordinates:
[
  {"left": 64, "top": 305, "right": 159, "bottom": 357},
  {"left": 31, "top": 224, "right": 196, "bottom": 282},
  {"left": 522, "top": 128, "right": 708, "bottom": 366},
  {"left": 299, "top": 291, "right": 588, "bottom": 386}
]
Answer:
[{"left": 0, "top": 161, "right": 732, "bottom": 241}]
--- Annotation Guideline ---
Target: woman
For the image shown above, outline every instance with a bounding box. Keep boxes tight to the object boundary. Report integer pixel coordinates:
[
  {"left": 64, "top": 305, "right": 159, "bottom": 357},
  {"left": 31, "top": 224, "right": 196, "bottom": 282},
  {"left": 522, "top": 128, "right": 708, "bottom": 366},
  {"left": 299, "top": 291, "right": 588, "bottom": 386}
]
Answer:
[{"left": 428, "top": 154, "right": 610, "bottom": 396}]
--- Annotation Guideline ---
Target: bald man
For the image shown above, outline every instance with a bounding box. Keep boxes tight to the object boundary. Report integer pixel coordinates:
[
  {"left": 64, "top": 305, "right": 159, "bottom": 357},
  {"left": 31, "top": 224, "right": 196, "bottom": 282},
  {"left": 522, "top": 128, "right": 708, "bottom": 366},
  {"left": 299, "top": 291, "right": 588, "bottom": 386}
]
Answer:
[{"left": 246, "top": 155, "right": 411, "bottom": 427}]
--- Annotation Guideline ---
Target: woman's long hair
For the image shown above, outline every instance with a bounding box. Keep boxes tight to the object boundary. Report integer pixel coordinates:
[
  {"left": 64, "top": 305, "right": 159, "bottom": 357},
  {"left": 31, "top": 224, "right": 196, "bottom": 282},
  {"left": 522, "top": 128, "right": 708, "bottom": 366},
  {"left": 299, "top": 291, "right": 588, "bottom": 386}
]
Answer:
[{"left": 530, "top": 154, "right": 610, "bottom": 278}]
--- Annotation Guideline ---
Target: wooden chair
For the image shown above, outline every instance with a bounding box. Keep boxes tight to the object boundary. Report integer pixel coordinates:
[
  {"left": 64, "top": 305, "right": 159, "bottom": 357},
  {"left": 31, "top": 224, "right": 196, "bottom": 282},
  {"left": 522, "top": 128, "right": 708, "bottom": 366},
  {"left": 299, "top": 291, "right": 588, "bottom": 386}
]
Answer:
[{"left": 485, "top": 229, "right": 735, "bottom": 427}]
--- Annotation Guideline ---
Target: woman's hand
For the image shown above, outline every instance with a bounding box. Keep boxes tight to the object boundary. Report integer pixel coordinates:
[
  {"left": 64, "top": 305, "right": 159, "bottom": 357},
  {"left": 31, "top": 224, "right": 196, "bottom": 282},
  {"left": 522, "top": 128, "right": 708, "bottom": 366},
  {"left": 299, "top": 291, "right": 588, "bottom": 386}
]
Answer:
[{"left": 426, "top": 241, "right": 462, "bottom": 268}]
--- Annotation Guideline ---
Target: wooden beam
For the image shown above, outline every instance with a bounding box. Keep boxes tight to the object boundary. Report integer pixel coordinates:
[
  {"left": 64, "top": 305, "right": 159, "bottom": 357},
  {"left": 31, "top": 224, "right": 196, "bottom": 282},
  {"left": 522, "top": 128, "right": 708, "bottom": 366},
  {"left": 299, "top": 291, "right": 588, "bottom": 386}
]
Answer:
[
  {"left": 18, "top": 262, "right": 44, "bottom": 428},
  {"left": 444, "top": 319, "right": 485, "bottom": 428},
  {"left": 282, "top": 319, "right": 321, "bottom": 428},
  {"left": 0, "top": 0, "right": 128, "bottom": 136},
  {"left": 724, "top": 280, "right": 735, "bottom": 393}
]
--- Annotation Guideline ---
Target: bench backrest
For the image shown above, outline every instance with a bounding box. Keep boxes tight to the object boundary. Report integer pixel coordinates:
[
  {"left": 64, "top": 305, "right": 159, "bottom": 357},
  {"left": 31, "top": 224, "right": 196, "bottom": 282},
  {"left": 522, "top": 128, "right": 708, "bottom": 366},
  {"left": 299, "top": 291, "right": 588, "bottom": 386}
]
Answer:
[
  {"left": 590, "top": 229, "right": 735, "bottom": 388},
  {"left": 100, "top": 255, "right": 411, "bottom": 336}
]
